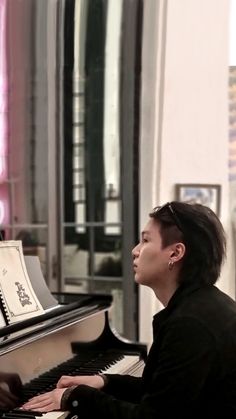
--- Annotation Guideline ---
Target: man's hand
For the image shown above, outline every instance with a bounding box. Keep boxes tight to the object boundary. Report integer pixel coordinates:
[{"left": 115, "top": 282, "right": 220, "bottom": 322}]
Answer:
[
  {"left": 21, "top": 388, "right": 67, "bottom": 413},
  {"left": 57, "top": 374, "right": 105, "bottom": 390},
  {"left": 21, "top": 374, "right": 105, "bottom": 413}
]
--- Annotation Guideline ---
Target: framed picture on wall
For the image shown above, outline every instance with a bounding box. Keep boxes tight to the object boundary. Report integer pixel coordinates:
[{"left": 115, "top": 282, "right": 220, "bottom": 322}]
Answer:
[{"left": 175, "top": 184, "right": 221, "bottom": 216}]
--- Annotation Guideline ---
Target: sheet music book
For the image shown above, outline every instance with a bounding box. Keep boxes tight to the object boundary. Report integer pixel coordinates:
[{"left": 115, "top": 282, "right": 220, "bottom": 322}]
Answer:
[
  {"left": 0, "top": 241, "right": 45, "bottom": 324},
  {"left": 24, "top": 255, "right": 59, "bottom": 310}
]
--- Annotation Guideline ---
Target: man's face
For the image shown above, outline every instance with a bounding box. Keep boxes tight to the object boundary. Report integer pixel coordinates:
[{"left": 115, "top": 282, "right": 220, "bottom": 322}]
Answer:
[{"left": 132, "top": 218, "right": 173, "bottom": 290}]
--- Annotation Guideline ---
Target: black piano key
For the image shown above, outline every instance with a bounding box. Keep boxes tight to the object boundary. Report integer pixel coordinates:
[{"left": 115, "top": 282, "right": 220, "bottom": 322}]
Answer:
[
  {"left": 11, "top": 409, "right": 43, "bottom": 416},
  {"left": 3, "top": 413, "right": 38, "bottom": 418},
  {"left": 2, "top": 415, "right": 37, "bottom": 419},
  {"left": 3, "top": 416, "right": 35, "bottom": 419}
]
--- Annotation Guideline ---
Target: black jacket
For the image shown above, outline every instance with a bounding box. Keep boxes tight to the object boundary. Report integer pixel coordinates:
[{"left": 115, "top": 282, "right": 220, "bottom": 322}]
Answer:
[{"left": 64, "top": 284, "right": 236, "bottom": 418}]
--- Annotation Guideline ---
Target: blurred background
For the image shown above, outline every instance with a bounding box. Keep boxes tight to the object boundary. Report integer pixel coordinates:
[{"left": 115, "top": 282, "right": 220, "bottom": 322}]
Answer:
[{"left": 0, "top": 0, "right": 235, "bottom": 345}]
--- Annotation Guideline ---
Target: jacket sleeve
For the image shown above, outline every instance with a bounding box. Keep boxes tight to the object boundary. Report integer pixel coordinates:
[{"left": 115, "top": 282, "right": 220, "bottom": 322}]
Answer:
[
  {"left": 63, "top": 317, "right": 215, "bottom": 419},
  {"left": 103, "top": 374, "right": 143, "bottom": 402}
]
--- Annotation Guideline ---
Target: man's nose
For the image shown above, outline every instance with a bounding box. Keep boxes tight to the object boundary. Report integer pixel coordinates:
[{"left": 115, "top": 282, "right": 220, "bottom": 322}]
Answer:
[{"left": 132, "top": 244, "right": 140, "bottom": 258}]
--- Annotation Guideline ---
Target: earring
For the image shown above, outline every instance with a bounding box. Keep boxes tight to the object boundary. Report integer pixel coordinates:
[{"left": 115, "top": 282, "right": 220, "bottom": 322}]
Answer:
[{"left": 168, "top": 260, "right": 174, "bottom": 271}]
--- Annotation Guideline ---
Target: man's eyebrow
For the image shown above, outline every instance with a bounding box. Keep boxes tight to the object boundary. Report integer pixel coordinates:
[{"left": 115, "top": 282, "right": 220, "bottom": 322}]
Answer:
[{"left": 141, "top": 230, "right": 149, "bottom": 237}]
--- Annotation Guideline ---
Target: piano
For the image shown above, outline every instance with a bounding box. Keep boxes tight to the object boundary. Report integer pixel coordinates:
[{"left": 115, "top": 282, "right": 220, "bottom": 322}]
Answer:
[{"left": 0, "top": 293, "right": 147, "bottom": 419}]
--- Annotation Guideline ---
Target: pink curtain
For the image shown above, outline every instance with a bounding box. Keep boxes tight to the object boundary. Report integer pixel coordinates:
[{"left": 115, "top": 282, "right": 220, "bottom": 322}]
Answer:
[{"left": 0, "top": 0, "right": 9, "bottom": 225}]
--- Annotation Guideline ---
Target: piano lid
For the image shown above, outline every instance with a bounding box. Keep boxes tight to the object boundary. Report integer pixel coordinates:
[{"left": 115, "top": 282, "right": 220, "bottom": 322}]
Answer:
[{"left": 0, "top": 293, "right": 112, "bottom": 354}]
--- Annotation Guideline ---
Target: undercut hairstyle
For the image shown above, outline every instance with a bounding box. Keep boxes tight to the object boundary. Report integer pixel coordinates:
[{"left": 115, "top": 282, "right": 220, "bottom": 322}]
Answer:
[{"left": 149, "top": 201, "right": 226, "bottom": 286}]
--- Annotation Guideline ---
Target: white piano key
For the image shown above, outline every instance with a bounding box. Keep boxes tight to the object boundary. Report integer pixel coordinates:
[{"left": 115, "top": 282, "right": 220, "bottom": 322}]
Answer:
[
  {"left": 42, "top": 411, "right": 69, "bottom": 419},
  {"left": 101, "top": 355, "right": 140, "bottom": 374}
]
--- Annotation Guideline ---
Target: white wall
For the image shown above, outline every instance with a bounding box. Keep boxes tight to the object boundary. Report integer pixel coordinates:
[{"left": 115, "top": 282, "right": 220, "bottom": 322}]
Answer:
[
  {"left": 230, "top": 0, "right": 236, "bottom": 65},
  {"left": 139, "top": 0, "right": 232, "bottom": 345}
]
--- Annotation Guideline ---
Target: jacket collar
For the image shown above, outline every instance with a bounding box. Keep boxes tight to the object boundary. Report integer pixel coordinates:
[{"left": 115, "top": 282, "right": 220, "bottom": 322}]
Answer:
[{"left": 152, "top": 282, "right": 208, "bottom": 334}]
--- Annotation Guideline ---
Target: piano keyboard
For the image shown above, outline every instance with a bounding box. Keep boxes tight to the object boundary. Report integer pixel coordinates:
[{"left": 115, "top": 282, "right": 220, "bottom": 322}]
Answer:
[{"left": 1, "top": 353, "right": 142, "bottom": 419}]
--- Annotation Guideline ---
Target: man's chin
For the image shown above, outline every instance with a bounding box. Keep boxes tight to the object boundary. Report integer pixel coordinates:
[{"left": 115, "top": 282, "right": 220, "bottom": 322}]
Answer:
[{"left": 134, "top": 274, "right": 144, "bottom": 285}]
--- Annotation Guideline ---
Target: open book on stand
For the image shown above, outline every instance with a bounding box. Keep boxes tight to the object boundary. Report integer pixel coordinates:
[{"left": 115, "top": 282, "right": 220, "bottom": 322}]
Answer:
[{"left": 0, "top": 241, "right": 56, "bottom": 326}]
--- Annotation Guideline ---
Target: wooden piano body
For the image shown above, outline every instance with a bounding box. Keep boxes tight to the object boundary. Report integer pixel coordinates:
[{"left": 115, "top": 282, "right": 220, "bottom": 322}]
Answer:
[{"left": 0, "top": 293, "right": 147, "bottom": 418}]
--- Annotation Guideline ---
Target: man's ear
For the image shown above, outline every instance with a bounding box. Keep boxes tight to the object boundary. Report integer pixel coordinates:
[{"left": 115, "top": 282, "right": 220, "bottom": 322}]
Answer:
[{"left": 170, "top": 242, "right": 186, "bottom": 262}]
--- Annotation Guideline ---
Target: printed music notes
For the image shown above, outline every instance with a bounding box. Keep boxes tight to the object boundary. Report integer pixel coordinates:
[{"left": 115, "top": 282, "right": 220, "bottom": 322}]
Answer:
[{"left": 0, "top": 241, "right": 45, "bottom": 324}]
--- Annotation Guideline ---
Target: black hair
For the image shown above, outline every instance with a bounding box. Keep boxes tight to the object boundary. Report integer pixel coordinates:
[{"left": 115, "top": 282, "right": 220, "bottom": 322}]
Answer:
[{"left": 149, "top": 201, "right": 226, "bottom": 286}]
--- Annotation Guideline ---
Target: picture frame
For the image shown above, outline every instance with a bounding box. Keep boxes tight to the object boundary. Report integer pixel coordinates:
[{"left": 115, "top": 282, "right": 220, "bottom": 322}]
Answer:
[{"left": 175, "top": 184, "right": 221, "bottom": 216}]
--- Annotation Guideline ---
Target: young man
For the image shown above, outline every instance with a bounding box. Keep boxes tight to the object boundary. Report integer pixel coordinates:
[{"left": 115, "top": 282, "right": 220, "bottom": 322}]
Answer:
[{"left": 22, "top": 202, "right": 236, "bottom": 418}]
